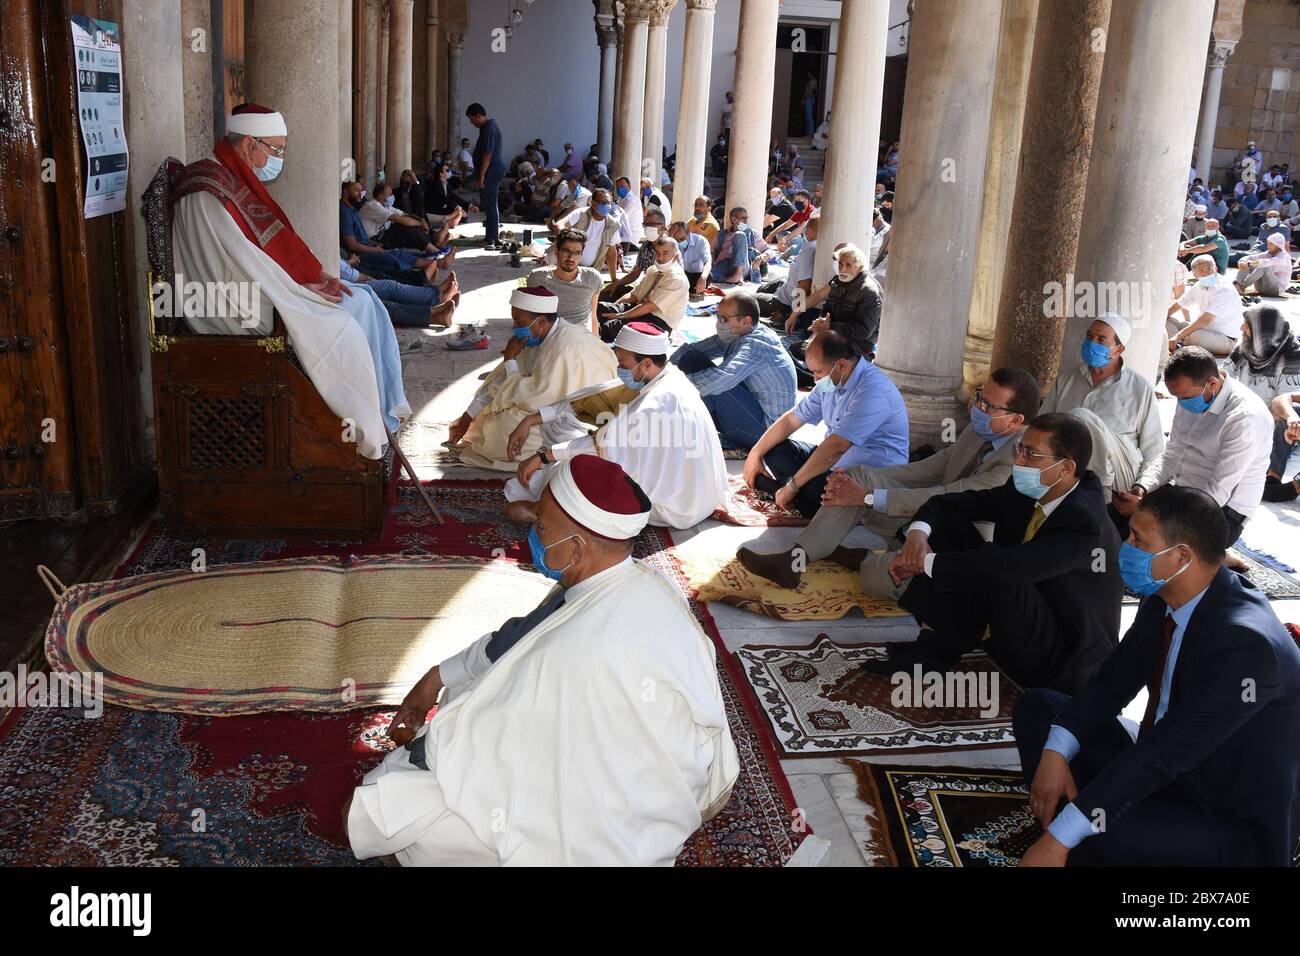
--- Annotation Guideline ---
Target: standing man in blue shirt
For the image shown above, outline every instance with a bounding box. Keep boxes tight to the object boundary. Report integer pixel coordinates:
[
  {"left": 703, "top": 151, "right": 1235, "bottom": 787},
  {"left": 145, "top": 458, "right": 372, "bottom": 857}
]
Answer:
[
  {"left": 742, "top": 330, "right": 908, "bottom": 518},
  {"left": 466, "top": 102, "right": 505, "bottom": 249},
  {"left": 1016, "top": 485, "right": 1300, "bottom": 866}
]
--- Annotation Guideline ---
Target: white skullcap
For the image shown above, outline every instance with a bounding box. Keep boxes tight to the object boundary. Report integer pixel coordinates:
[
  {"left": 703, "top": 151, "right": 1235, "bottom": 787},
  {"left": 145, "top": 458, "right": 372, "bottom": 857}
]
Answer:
[
  {"left": 614, "top": 322, "right": 670, "bottom": 355},
  {"left": 1194, "top": 204, "right": 1207, "bottom": 213},
  {"left": 517, "top": 161, "right": 535, "bottom": 176},
  {"left": 546, "top": 455, "right": 650, "bottom": 540},
  {"left": 226, "top": 104, "right": 287, "bottom": 138},
  {"left": 510, "top": 286, "right": 558, "bottom": 314},
  {"left": 1097, "top": 311, "right": 1132, "bottom": 345},
  {"left": 1267, "top": 231, "right": 1288, "bottom": 249}
]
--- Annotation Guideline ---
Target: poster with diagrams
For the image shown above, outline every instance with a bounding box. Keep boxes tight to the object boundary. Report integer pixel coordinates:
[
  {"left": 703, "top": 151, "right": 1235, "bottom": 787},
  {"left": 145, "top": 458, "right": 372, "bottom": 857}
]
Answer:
[{"left": 70, "top": 16, "right": 129, "bottom": 218}]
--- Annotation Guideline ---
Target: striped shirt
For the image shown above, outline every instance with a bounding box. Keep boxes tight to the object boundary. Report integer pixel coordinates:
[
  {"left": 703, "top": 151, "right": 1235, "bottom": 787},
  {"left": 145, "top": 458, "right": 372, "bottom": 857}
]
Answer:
[{"left": 672, "top": 322, "right": 797, "bottom": 427}]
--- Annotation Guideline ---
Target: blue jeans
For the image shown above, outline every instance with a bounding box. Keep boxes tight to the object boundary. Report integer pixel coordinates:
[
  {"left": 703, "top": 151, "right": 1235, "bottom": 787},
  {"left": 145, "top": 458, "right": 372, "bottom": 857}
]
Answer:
[
  {"left": 701, "top": 385, "right": 769, "bottom": 451},
  {"left": 368, "top": 278, "right": 440, "bottom": 327},
  {"left": 710, "top": 232, "right": 750, "bottom": 283},
  {"left": 1271, "top": 405, "right": 1300, "bottom": 477},
  {"left": 481, "top": 167, "right": 504, "bottom": 243}
]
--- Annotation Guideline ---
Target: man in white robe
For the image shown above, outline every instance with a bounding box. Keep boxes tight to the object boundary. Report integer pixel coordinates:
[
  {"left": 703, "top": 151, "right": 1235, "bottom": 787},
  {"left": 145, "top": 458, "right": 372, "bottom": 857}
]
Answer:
[
  {"left": 169, "top": 103, "right": 408, "bottom": 458},
  {"left": 344, "top": 455, "right": 739, "bottom": 866},
  {"left": 448, "top": 287, "right": 620, "bottom": 470},
  {"left": 507, "top": 323, "right": 728, "bottom": 529}
]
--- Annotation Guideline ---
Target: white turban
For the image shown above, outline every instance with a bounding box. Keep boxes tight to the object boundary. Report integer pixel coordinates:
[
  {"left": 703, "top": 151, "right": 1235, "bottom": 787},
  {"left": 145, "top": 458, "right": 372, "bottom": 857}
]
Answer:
[
  {"left": 614, "top": 322, "right": 670, "bottom": 356},
  {"left": 510, "top": 286, "right": 559, "bottom": 314},
  {"left": 547, "top": 455, "right": 650, "bottom": 540},
  {"left": 225, "top": 106, "right": 287, "bottom": 138}
]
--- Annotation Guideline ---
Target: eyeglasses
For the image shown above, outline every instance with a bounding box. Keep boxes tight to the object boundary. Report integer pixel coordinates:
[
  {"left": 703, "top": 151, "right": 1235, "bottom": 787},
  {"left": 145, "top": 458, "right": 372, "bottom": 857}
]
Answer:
[
  {"left": 1012, "top": 441, "right": 1061, "bottom": 464},
  {"left": 255, "top": 138, "right": 286, "bottom": 158},
  {"left": 972, "top": 387, "right": 1014, "bottom": 415}
]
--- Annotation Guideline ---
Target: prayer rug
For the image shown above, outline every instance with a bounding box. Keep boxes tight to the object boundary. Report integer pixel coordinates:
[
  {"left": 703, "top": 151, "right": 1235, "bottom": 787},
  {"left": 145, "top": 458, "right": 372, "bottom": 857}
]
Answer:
[
  {"left": 710, "top": 474, "right": 811, "bottom": 527},
  {"left": 735, "top": 634, "right": 1021, "bottom": 758},
  {"left": 45, "top": 556, "right": 556, "bottom": 715},
  {"left": 0, "top": 485, "right": 806, "bottom": 866},
  {"left": 675, "top": 547, "right": 908, "bottom": 621},
  {"left": 846, "top": 760, "right": 1041, "bottom": 867}
]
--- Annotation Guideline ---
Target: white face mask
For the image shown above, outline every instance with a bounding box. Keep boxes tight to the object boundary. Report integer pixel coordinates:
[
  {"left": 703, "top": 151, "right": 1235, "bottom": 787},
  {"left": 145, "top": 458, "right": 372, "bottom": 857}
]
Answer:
[{"left": 643, "top": 225, "right": 662, "bottom": 243}]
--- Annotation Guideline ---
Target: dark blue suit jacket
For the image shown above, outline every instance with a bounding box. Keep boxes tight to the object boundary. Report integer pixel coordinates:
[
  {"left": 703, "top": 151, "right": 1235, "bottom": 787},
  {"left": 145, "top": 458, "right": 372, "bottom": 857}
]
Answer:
[{"left": 1057, "top": 566, "right": 1300, "bottom": 865}]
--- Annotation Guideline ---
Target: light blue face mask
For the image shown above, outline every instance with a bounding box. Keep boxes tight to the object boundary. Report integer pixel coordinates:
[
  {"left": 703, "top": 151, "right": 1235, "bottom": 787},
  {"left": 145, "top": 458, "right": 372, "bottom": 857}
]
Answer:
[
  {"left": 1118, "top": 542, "right": 1188, "bottom": 597},
  {"left": 1081, "top": 338, "right": 1113, "bottom": 369},
  {"left": 617, "top": 365, "right": 646, "bottom": 390},
  {"left": 255, "top": 155, "right": 283, "bottom": 182},
  {"left": 970, "top": 404, "right": 1006, "bottom": 442},
  {"left": 813, "top": 365, "right": 840, "bottom": 394},
  {"left": 1011, "top": 462, "right": 1063, "bottom": 500},
  {"left": 512, "top": 318, "right": 545, "bottom": 348},
  {"left": 1177, "top": 387, "right": 1213, "bottom": 414},
  {"left": 595, "top": 203, "right": 613, "bottom": 217},
  {"left": 528, "top": 527, "right": 577, "bottom": 582}
]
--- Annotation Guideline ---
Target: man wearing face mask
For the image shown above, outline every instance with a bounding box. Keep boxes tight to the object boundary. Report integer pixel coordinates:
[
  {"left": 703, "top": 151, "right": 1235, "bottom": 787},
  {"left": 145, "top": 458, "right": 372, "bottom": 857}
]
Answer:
[
  {"left": 508, "top": 324, "right": 728, "bottom": 530},
  {"left": 613, "top": 176, "right": 644, "bottom": 247},
  {"left": 739, "top": 367, "right": 1038, "bottom": 594},
  {"left": 547, "top": 188, "right": 623, "bottom": 277},
  {"left": 1113, "top": 347, "right": 1273, "bottom": 549},
  {"left": 1165, "top": 254, "right": 1243, "bottom": 360},
  {"left": 1177, "top": 215, "right": 1227, "bottom": 273},
  {"left": 448, "top": 287, "right": 620, "bottom": 469},
  {"left": 1013, "top": 485, "right": 1300, "bottom": 867},
  {"left": 171, "top": 102, "right": 408, "bottom": 460},
  {"left": 1040, "top": 313, "right": 1164, "bottom": 500},
  {"left": 867, "top": 413, "right": 1122, "bottom": 694},
  {"left": 600, "top": 210, "right": 666, "bottom": 304},
  {"left": 670, "top": 290, "right": 797, "bottom": 450},
  {"left": 348, "top": 454, "right": 739, "bottom": 866},
  {"left": 597, "top": 234, "right": 690, "bottom": 339},
  {"left": 743, "top": 331, "right": 908, "bottom": 519}
]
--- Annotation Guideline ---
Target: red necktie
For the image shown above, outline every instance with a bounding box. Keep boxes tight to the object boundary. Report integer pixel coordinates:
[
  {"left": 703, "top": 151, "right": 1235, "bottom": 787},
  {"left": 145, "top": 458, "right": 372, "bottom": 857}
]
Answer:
[{"left": 1138, "top": 614, "right": 1177, "bottom": 739}]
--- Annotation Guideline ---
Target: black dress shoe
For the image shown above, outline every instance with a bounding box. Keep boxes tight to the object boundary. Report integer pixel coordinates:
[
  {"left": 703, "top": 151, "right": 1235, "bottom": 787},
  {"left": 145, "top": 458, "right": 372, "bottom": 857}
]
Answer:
[
  {"left": 753, "top": 474, "right": 781, "bottom": 497},
  {"left": 1263, "top": 478, "right": 1300, "bottom": 503}
]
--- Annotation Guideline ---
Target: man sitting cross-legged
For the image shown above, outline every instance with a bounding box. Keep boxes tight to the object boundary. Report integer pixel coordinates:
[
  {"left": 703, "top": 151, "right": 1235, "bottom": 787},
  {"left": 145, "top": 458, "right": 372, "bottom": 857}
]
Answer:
[
  {"left": 866, "top": 413, "right": 1123, "bottom": 696},
  {"left": 738, "top": 366, "right": 1039, "bottom": 594},
  {"left": 1015, "top": 485, "right": 1300, "bottom": 867},
  {"left": 344, "top": 455, "right": 740, "bottom": 866},
  {"left": 447, "top": 287, "right": 620, "bottom": 470},
  {"left": 743, "top": 330, "right": 908, "bottom": 519},
  {"left": 507, "top": 323, "right": 728, "bottom": 530}
]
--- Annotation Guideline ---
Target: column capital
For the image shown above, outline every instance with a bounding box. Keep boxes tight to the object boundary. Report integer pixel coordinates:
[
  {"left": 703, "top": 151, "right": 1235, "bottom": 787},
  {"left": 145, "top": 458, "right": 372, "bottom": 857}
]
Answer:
[
  {"left": 622, "top": 0, "right": 657, "bottom": 23},
  {"left": 649, "top": 1, "right": 677, "bottom": 28},
  {"left": 1209, "top": 38, "right": 1237, "bottom": 68},
  {"left": 685, "top": 0, "right": 716, "bottom": 11},
  {"left": 447, "top": 30, "right": 466, "bottom": 55}
]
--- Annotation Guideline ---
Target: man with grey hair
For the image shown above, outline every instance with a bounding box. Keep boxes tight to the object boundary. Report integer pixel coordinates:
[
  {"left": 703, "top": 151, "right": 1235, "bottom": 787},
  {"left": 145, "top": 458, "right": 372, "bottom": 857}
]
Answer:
[{"left": 1166, "top": 254, "right": 1244, "bottom": 360}]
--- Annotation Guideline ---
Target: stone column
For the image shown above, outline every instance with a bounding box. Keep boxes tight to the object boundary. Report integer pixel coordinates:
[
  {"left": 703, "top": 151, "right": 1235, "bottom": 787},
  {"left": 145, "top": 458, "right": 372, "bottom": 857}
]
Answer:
[
  {"left": 811, "top": 0, "right": 888, "bottom": 286},
  {"left": 641, "top": 1, "right": 675, "bottom": 184},
  {"left": 376, "top": 5, "right": 389, "bottom": 180},
  {"left": 724, "top": 0, "right": 779, "bottom": 230},
  {"left": 384, "top": 0, "right": 413, "bottom": 178},
  {"left": 1071, "top": 0, "right": 1215, "bottom": 380},
  {"left": 614, "top": 2, "right": 652, "bottom": 182},
  {"left": 425, "top": 3, "right": 439, "bottom": 168},
  {"left": 1195, "top": 40, "right": 1236, "bottom": 187},
  {"left": 874, "top": 0, "right": 1003, "bottom": 446},
  {"left": 360, "top": 0, "right": 380, "bottom": 186},
  {"left": 247, "top": 0, "right": 341, "bottom": 274},
  {"left": 961, "top": 0, "right": 1038, "bottom": 397},
  {"left": 180, "top": 0, "right": 214, "bottom": 161},
  {"left": 595, "top": 7, "right": 619, "bottom": 163},
  {"left": 340, "top": 0, "right": 353, "bottom": 180},
  {"left": 672, "top": 0, "right": 716, "bottom": 203},
  {"left": 446, "top": 31, "right": 465, "bottom": 153},
  {"left": 613, "top": 15, "right": 624, "bottom": 159},
  {"left": 989, "top": 0, "right": 1111, "bottom": 387}
]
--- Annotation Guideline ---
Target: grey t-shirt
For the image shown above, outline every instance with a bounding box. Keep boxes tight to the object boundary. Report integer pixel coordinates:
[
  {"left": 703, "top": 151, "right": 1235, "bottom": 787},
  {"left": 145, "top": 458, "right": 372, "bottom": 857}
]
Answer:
[{"left": 526, "top": 267, "right": 605, "bottom": 325}]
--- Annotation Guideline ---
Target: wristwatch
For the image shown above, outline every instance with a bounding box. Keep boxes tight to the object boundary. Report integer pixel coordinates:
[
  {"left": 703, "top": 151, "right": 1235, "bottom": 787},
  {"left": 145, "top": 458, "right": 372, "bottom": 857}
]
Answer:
[
  {"left": 785, "top": 476, "right": 801, "bottom": 492},
  {"left": 863, "top": 492, "right": 875, "bottom": 508},
  {"left": 537, "top": 447, "right": 553, "bottom": 465}
]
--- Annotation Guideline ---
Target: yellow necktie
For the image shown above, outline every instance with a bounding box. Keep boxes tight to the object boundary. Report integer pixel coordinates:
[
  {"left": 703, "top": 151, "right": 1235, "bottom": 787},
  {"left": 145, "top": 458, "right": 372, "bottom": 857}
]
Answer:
[{"left": 985, "top": 505, "right": 1047, "bottom": 642}]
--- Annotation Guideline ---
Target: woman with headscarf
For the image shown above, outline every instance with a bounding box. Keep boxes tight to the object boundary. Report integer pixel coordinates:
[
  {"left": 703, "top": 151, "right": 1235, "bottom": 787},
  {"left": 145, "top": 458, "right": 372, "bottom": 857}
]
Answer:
[{"left": 1228, "top": 304, "right": 1300, "bottom": 501}]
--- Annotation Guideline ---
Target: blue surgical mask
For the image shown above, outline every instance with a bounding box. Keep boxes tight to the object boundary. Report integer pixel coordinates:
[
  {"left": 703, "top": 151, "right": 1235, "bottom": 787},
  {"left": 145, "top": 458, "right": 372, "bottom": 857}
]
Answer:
[
  {"left": 970, "top": 405, "right": 1004, "bottom": 442},
  {"left": 1204, "top": 229, "right": 1218, "bottom": 237},
  {"left": 255, "top": 155, "right": 283, "bottom": 182},
  {"left": 1177, "top": 385, "right": 1213, "bottom": 414},
  {"left": 384, "top": 195, "right": 395, "bottom": 208},
  {"left": 1081, "top": 338, "right": 1113, "bottom": 369},
  {"left": 617, "top": 186, "right": 630, "bottom": 199},
  {"left": 527, "top": 527, "right": 577, "bottom": 581},
  {"left": 642, "top": 186, "right": 652, "bottom": 197},
  {"left": 512, "top": 319, "right": 544, "bottom": 348},
  {"left": 1199, "top": 272, "right": 1217, "bottom": 287},
  {"left": 814, "top": 365, "right": 839, "bottom": 394},
  {"left": 595, "top": 203, "right": 613, "bottom": 217},
  {"left": 1011, "top": 462, "right": 1062, "bottom": 500},
  {"left": 677, "top": 239, "right": 688, "bottom": 251},
  {"left": 617, "top": 366, "right": 646, "bottom": 390},
  {"left": 1118, "top": 542, "right": 1188, "bottom": 597}
]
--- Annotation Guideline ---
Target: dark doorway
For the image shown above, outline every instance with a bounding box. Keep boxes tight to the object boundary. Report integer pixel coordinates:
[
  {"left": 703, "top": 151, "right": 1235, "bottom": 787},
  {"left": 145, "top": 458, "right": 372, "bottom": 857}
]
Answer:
[{"left": 777, "top": 23, "right": 829, "bottom": 139}]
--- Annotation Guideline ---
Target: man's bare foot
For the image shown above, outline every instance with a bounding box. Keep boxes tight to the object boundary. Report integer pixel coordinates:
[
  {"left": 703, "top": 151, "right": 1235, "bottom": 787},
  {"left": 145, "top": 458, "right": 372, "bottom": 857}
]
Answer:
[
  {"left": 429, "top": 299, "right": 457, "bottom": 328},
  {"left": 737, "top": 545, "right": 802, "bottom": 589},
  {"left": 439, "top": 271, "right": 458, "bottom": 297},
  {"left": 423, "top": 259, "right": 440, "bottom": 284},
  {"left": 829, "top": 545, "right": 869, "bottom": 572},
  {"left": 505, "top": 500, "right": 538, "bottom": 525}
]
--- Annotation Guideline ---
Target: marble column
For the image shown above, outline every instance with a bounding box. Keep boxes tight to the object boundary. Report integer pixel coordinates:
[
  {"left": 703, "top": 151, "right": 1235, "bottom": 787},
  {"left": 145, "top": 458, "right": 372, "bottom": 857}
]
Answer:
[
  {"left": 724, "top": 0, "right": 779, "bottom": 230},
  {"left": 961, "top": 0, "right": 1038, "bottom": 397},
  {"left": 247, "top": 0, "right": 341, "bottom": 273},
  {"left": 425, "top": 4, "right": 439, "bottom": 168},
  {"left": 384, "top": 0, "right": 413, "bottom": 178},
  {"left": 989, "top": 0, "right": 1111, "bottom": 387},
  {"left": 874, "top": 0, "right": 1003, "bottom": 446},
  {"left": 376, "top": 6, "right": 389, "bottom": 181},
  {"left": 641, "top": 1, "right": 675, "bottom": 184},
  {"left": 614, "top": 2, "right": 652, "bottom": 182},
  {"left": 613, "top": 16, "right": 624, "bottom": 161},
  {"left": 340, "top": 0, "right": 353, "bottom": 179},
  {"left": 671, "top": 0, "right": 716, "bottom": 203},
  {"left": 1072, "top": 0, "right": 1215, "bottom": 380},
  {"left": 595, "top": 9, "right": 618, "bottom": 163},
  {"left": 446, "top": 31, "right": 465, "bottom": 153},
  {"left": 360, "top": 0, "right": 380, "bottom": 187},
  {"left": 811, "top": 0, "right": 888, "bottom": 286},
  {"left": 1195, "top": 40, "right": 1236, "bottom": 187}
]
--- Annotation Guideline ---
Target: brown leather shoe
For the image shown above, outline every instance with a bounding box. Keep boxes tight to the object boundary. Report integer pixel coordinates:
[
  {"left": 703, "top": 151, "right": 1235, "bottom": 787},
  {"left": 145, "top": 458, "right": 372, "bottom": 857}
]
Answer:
[{"left": 737, "top": 545, "right": 802, "bottom": 589}]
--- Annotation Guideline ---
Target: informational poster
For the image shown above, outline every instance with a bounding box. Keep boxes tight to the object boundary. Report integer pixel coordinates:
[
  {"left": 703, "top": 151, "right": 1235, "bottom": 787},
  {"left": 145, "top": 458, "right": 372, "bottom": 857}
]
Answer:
[{"left": 70, "top": 16, "right": 128, "bottom": 218}]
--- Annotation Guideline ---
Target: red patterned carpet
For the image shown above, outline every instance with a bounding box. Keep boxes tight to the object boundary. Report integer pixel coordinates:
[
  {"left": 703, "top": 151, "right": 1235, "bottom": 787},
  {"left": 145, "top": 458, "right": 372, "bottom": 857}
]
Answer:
[{"left": 0, "top": 483, "right": 807, "bottom": 867}]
